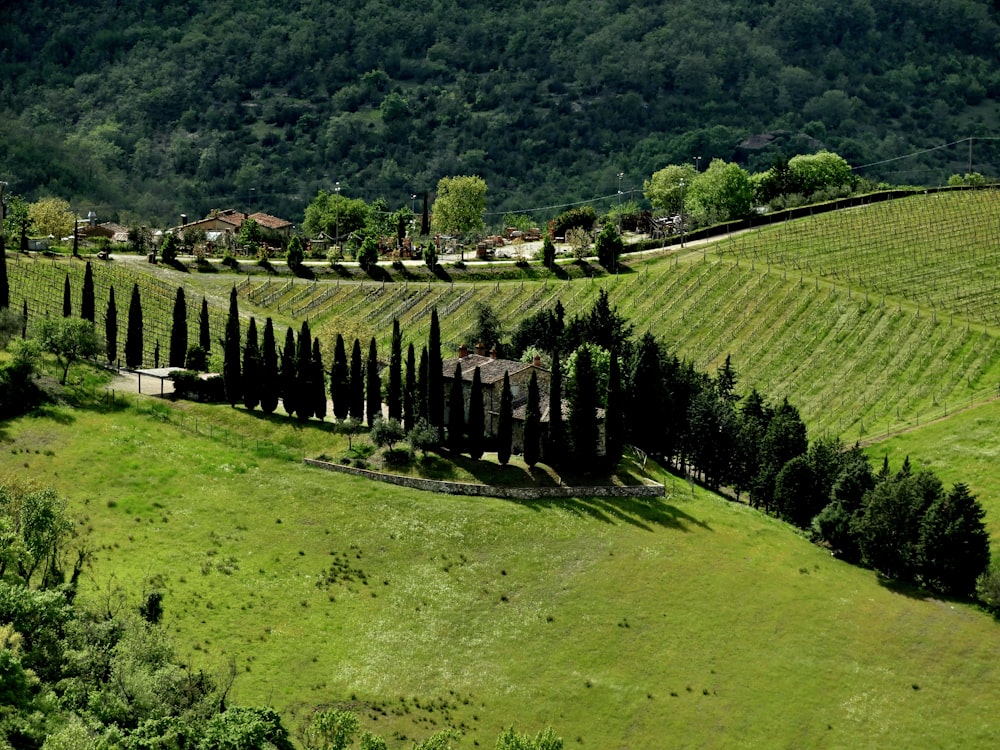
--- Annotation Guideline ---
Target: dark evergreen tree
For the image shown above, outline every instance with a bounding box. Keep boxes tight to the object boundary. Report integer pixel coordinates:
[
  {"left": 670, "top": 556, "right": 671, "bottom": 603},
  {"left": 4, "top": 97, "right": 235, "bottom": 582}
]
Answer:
[
  {"left": 168, "top": 286, "right": 188, "bottom": 368},
  {"left": 222, "top": 286, "right": 242, "bottom": 407},
  {"left": 417, "top": 345, "right": 429, "bottom": 422},
  {"left": 242, "top": 316, "right": 260, "bottom": 411},
  {"left": 716, "top": 353, "right": 739, "bottom": 403},
  {"left": 569, "top": 345, "right": 599, "bottom": 467},
  {"left": 687, "top": 389, "right": 737, "bottom": 489},
  {"left": 312, "top": 338, "right": 327, "bottom": 421},
  {"left": 62, "top": 274, "right": 71, "bottom": 317},
  {"left": 105, "top": 286, "right": 117, "bottom": 364},
  {"left": 349, "top": 338, "right": 364, "bottom": 421},
  {"left": 154, "top": 340, "right": 160, "bottom": 368},
  {"left": 918, "top": 482, "right": 991, "bottom": 597},
  {"left": 259, "top": 317, "right": 279, "bottom": 414},
  {"left": 296, "top": 321, "right": 314, "bottom": 420},
  {"left": 124, "top": 283, "right": 143, "bottom": 368},
  {"left": 428, "top": 308, "right": 443, "bottom": 438},
  {"left": 199, "top": 297, "right": 211, "bottom": 354},
  {"left": 447, "top": 363, "right": 465, "bottom": 452},
  {"left": 472, "top": 302, "right": 504, "bottom": 356},
  {"left": 547, "top": 349, "right": 565, "bottom": 468},
  {"left": 403, "top": 342, "right": 416, "bottom": 432},
  {"left": 280, "top": 327, "right": 297, "bottom": 416},
  {"left": 21, "top": 299, "right": 27, "bottom": 338},
  {"left": 0, "top": 236, "right": 8, "bottom": 309},
  {"left": 387, "top": 318, "right": 403, "bottom": 421},
  {"left": 467, "top": 366, "right": 484, "bottom": 460},
  {"left": 541, "top": 234, "right": 556, "bottom": 268},
  {"left": 80, "top": 261, "right": 95, "bottom": 322},
  {"left": 603, "top": 352, "right": 624, "bottom": 470},
  {"left": 331, "top": 333, "right": 349, "bottom": 420},
  {"left": 523, "top": 370, "right": 541, "bottom": 467},
  {"left": 626, "top": 332, "right": 667, "bottom": 455},
  {"left": 584, "top": 288, "right": 632, "bottom": 353},
  {"left": 751, "top": 398, "right": 808, "bottom": 512},
  {"left": 731, "top": 389, "right": 771, "bottom": 501},
  {"left": 366, "top": 337, "right": 381, "bottom": 426},
  {"left": 497, "top": 370, "right": 513, "bottom": 466},
  {"left": 595, "top": 222, "right": 623, "bottom": 270}
]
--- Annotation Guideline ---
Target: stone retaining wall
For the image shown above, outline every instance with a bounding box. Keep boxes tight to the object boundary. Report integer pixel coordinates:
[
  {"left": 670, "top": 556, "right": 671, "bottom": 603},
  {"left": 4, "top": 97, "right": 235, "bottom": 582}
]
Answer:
[{"left": 303, "top": 458, "right": 664, "bottom": 499}]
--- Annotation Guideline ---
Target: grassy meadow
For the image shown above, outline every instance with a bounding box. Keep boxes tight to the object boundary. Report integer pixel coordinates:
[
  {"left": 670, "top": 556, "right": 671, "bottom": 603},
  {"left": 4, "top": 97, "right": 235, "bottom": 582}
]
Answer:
[{"left": 2, "top": 396, "right": 1000, "bottom": 748}]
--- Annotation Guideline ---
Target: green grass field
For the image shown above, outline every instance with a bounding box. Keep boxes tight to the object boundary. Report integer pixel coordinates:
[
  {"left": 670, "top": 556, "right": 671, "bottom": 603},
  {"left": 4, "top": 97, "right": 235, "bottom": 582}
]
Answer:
[{"left": 1, "top": 390, "right": 999, "bottom": 748}]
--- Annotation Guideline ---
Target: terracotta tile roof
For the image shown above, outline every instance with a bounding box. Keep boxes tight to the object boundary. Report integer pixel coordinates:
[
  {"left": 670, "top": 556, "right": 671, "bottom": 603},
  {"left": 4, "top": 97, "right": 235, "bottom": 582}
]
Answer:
[
  {"left": 442, "top": 354, "right": 535, "bottom": 385},
  {"left": 249, "top": 211, "right": 293, "bottom": 230}
]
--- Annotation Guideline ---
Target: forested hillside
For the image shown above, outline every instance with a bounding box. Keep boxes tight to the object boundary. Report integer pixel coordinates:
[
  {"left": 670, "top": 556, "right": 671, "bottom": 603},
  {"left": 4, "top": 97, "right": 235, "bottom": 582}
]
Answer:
[{"left": 3, "top": 0, "right": 1000, "bottom": 224}]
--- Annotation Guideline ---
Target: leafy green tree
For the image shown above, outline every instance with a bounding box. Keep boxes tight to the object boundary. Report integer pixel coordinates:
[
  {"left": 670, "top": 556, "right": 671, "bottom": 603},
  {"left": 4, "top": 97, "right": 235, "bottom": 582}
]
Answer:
[
  {"left": 199, "top": 297, "right": 211, "bottom": 353},
  {"left": 259, "top": 317, "right": 279, "bottom": 414},
  {"left": 303, "top": 708, "right": 359, "bottom": 750},
  {"left": 432, "top": 175, "right": 487, "bottom": 244},
  {"left": 497, "top": 370, "right": 513, "bottom": 465},
  {"left": 408, "top": 418, "right": 438, "bottom": 457},
  {"left": 331, "top": 333, "right": 349, "bottom": 420},
  {"left": 80, "top": 261, "right": 95, "bottom": 322},
  {"left": 222, "top": 286, "right": 242, "bottom": 406},
  {"left": 447, "top": 363, "right": 465, "bottom": 452},
  {"left": 511, "top": 307, "right": 562, "bottom": 359},
  {"left": 296, "top": 320, "right": 314, "bottom": 420},
  {"left": 28, "top": 196, "right": 73, "bottom": 240},
  {"left": 358, "top": 235, "right": 379, "bottom": 270},
  {"left": 4, "top": 196, "right": 32, "bottom": 252},
  {"left": 237, "top": 217, "right": 262, "bottom": 254},
  {"left": 303, "top": 190, "right": 370, "bottom": 241},
  {"left": 387, "top": 318, "right": 402, "bottom": 421},
  {"left": 370, "top": 416, "right": 405, "bottom": 450},
  {"left": 366, "top": 337, "right": 380, "bottom": 426},
  {"left": 160, "top": 231, "right": 181, "bottom": 263},
  {"left": 242, "top": 316, "right": 260, "bottom": 411},
  {"left": 751, "top": 398, "right": 807, "bottom": 512},
  {"left": 62, "top": 273, "right": 71, "bottom": 317},
  {"left": 34, "top": 318, "right": 98, "bottom": 384},
  {"left": 643, "top": 164, "right": 697, "bottom": 214},
  {"left": 168, "top": 287, "right": 187, "bottom": 368},
  {"left": 918, "top": 482, "right": 991, "bottom": 597},
  {"left": 472, "top": 302, "right": 503, "bottom": 355},
  {"left": 788, "top": 150, "right": 854, "bottom": 197},
  {"left": 105, "top": 286, "right": 118, "bottom": 363},
  {"left": 523, "top": 370, "right": 541, "bottom": 467},
  {"left": 496, "top": 726, "right": 563, "bottom": 750},
  {"left": 286, "top": 234, "right": 305, "bottom": 268},
  {"left": 349, "top": 338, "right": 364, "bottom": 421},
  {"left": 403, "top": 342, "right": 416, "bottom": 432},
  {"left": 125, "top": 283, "right": 143, "bottom": 368},
  {"left": 281, "top": 327, "right": 298, "bottom": 416},
  {"left": 200, "top": 707, "right": 294, "bottom": 750},
  {"left": 0, "top": 307, "right": 22, "bottom": 349},
  {"left": 595, "top": 223, "right": 624, "bottom": 271},
  {"left": 773, "top": 437, "right": 844, "bottom": 528},
  {"left": 423, "top": 241, "right": 437, "bottom": 270},
  {"left": 541, "top": 234, "right": 556, "bottom": 267},
  {"left": 687, "top": 158, "right": 754, "bottom": 224},
  {"left": 467, "top": 366, "right": 484, "bottom": 460}
]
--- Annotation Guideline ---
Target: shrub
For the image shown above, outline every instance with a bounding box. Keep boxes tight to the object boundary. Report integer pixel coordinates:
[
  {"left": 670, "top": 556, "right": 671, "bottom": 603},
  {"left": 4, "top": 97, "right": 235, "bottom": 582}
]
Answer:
[{"left": 549, "top": 206, "right": 597, "bottom": 239}]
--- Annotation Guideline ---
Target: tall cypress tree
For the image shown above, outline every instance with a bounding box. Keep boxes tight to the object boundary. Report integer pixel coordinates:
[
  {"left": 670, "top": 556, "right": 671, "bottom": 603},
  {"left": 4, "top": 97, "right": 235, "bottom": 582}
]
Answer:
[
  {"left": 80, "top": 261, "right": 95, "bottom": 322},
  {"left": 366, "top": 337, "right": 381, "bottom": 426},
  {"left": 199, "top": 297, "right": 211, "bottom": 353},
  {"left": 349, "top": 338, "right": 364, "bottom": 421},
  {"left": 428, "top": 308, "right": 443, "bottom": 437},
  {"left": 21, "top": 299, "right": 27, "bottom": 338},
  {"left": 604, "top": 351, "right": 624, "bottom": 470},
  {"left": 447, "top": 363, "right": 465, "bottom": 453},
  {"left": 259, "top": 317, "right": 279, "bottom": 414},
  {"left": 62, "top": 274, "right": 71, "bottom": 317},
  {"left": 124, "top": 283, "right": 143, "bottom": 368},
  {"left": 296, "top": 321, "right": 314, "bottom": 420},
  {"left": 467, "top": 366, "right": 484, "bottom": 460},
  {"left": 523, "top": 370, "right": 541, "bottom": 467},
  {"left": 242, "top": 316, "right": 260, "bottom": 411},
  {"left": 403, "top": 342, "right": 416, "bottom": 432},
  {"left": 222, "top": 286, "right": 242, "bottom": 406},
  {"left": 547, "top": 350, "right": 565, "bottom": 468},
  {"left": 417, "top": 345, "right": 429, "bottom": 422},
  {"left": 0, "top": 235, "right": 8, "bottom": 309},
  {"left": 497, "top": 371, "right": 513, "bottom": 466},
  {"left": 331, "top": 333, "right": 349, "bottom": 420},
  {"left": 169, "top": 287, "right": 188, "bottom": 368},
  {"left": 105, "top": 286, "right": 118, "bottom": 364},
  {"left": 569, "top": 345, "right": 599, "bottom": 468},
  {"left": 387, "top": 318, "right": 403, "bottom": 421},
  {"left": 280, "top": 327, "right": 297, "bottom": 416},
  {"left": 312, "top": 338, "right": 327, "bottom": 421}
]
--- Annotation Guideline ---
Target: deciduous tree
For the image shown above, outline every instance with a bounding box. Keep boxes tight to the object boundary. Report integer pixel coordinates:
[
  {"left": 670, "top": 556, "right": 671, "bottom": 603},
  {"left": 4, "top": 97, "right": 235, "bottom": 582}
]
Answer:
[
  {"left": 431, "top": 175, "right": 487, "bottom": 244},
  {"left": 35, "top": 318, "right": 99, "bottom": 384}
]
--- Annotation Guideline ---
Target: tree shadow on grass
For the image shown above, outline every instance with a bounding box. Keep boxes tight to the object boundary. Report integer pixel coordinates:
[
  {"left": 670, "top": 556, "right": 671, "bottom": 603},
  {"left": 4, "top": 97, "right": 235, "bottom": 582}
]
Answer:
[
  {"left": 511, "top": 494, "right": 712, "bottom": 533},
  {"left": 875, "top": 575, "right": 931, "bottom": 601},
  {"left": 431, "top": 264, "right": 452, "bottom": 282}
]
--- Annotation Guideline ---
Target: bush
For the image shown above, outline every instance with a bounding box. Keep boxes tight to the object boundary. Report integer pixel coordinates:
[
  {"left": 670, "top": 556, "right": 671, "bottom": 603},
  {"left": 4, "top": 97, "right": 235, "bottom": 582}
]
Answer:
[
  {"left": 549, "top": 206, "right": 597, "bottom": 239},
  {"left": 170, "top": 370, "right": 225, "bottom": 402},
  {"left": 383, "top": 447, "right": 412, "bottom": 466}
]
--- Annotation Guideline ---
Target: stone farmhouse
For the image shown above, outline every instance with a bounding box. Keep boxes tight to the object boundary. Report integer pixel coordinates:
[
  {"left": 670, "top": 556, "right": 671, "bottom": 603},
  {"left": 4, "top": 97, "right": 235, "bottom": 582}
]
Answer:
[{"left": 171, "top": 208, "right": 293, "bottom": 253}]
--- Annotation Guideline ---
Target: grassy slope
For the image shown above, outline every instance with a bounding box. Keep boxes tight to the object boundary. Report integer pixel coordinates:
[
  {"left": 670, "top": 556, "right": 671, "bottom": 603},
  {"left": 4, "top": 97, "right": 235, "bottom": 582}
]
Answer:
[{"left": 2, "top": 399, "right": 999, "bottom": 748}]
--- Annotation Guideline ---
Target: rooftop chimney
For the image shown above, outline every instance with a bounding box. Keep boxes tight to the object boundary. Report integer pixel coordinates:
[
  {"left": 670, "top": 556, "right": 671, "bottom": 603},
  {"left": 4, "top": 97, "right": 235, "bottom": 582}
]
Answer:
[
  {"left": 459, "top": 344, "right": 469, "bottom": 359},
  {"left": 180, "top": 213, "right": 188, "bottom": 226},
  {"left": 533, "top": 354, "right": 542, "bottom": 367},
  {"left": 489, "top": 346, "right": 498, "bottom": 359},
  {"left": 476, "top": 342, "right": 486, "bottom": 357}
]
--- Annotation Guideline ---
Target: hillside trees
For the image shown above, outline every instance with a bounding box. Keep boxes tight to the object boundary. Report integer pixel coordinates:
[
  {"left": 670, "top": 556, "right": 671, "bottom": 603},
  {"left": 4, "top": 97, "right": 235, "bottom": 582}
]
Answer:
[
  {"left": 686, "top": 159, "right": 754, "bottom": 224},
  {"left": 124, "top": 283, "right": 143, "bottom": 368},
  {"left": 644, "top": 164, "right": 697, "bottom": 214}
]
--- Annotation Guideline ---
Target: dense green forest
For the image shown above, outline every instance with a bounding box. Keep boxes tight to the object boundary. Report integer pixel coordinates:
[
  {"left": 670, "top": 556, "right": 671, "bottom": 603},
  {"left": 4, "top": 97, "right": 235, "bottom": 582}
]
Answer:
[{"left": 3, "top": 0, "right": 1000, "bottom": 225}]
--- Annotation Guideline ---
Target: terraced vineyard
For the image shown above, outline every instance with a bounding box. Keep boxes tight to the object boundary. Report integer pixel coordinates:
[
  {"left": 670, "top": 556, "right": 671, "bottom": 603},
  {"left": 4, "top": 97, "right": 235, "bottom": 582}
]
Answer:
[{"left": 6, "top": 189, "right": 999, "bottom": 441}]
